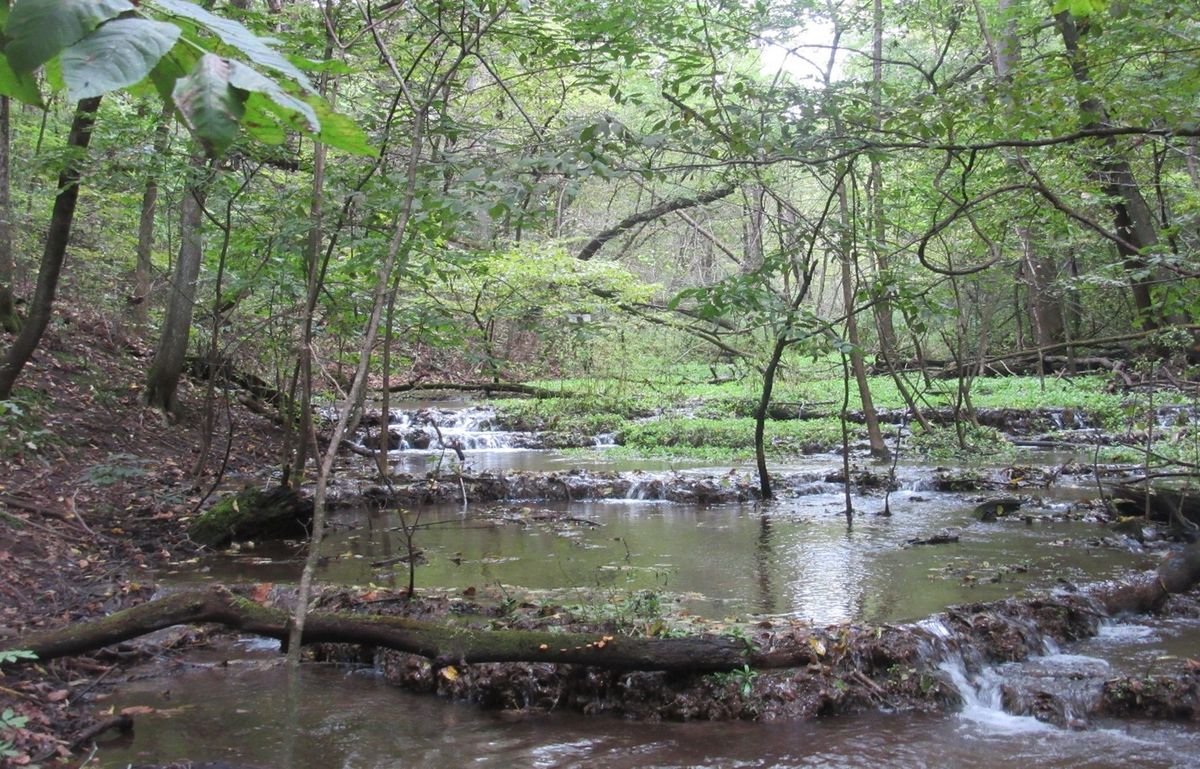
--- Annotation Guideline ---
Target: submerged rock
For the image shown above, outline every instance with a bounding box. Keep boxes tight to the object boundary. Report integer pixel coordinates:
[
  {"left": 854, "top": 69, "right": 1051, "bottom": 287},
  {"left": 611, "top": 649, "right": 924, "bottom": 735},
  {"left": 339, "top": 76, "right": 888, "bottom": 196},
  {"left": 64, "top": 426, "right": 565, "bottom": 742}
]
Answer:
[{"left": 975, "top": 497, "right": 1024, "bottom": 521}]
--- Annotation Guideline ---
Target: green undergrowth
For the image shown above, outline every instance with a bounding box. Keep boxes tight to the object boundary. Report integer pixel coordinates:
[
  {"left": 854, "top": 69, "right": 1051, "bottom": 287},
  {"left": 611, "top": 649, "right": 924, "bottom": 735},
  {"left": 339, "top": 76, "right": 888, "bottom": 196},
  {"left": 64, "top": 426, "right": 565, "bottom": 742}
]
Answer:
[
  {"left": 619, "top": 416, "right": 853, "bottom": 457},
  {"left": 907, "top": 423, "right": 1016, "bottom": 461},
  {"left": 512, "top": 362, "right": 1193, "bottom": 462},
  {"left": 528, "top": 363, "right": 1136, "bottom": 422}
]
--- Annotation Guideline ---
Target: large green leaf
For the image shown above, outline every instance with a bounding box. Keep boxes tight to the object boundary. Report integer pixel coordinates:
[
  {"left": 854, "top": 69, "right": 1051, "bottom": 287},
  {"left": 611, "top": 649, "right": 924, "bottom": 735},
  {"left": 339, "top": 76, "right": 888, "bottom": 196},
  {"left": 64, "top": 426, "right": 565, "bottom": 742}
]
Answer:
[
  {"left": 148, "top": 42, "right": 199, "bottom": 100},
  {"left": 226, "top": 60, "right": 317, "bottom": 132},
  {"left": 61, "top": 18, "right": 180, "bottom": 101},
  {"left": 308, "top": 96, "right": 378, "bottom": 157},
  {"left": 151, "top": 0, "right": 312, "bottom": 91},
  {"left": 0, "top": 53, "right": 42, "bottom": 105},
  {"left": 173, "top": 53, "right": 245, "bottom": 155},
  {"left": 4, "top": 0, "right": 133, "bottom": 73},
  {"left": 240, "top": 95, "right": 287, "bottom": 145}
]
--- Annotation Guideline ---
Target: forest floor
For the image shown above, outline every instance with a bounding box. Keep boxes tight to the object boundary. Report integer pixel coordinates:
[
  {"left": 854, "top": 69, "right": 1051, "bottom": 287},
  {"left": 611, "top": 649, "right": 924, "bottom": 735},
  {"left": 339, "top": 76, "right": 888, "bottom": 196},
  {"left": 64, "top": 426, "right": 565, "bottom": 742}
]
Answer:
[{"left": 0, "top": 301, "right": 284, "bottom": 764}]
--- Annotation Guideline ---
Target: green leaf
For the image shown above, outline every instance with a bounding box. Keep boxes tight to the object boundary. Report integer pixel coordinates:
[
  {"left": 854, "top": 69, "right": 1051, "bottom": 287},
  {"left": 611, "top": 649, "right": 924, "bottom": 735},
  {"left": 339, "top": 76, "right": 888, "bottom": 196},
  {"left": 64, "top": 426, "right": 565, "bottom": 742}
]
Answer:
[
  {"left": 61, "top": 18, "right": 181, "bottom": 101},
  {"left": 148, "top": 42, "right": 198, "bottom": 100},
  {"left": 4, "top": 0, "right": 133, "bottom": 73},
  {"left": 0, "top": 52, "right": 42, "bottom": 106},
  {"left": 307, "top": 95, "right": 377, "bottom": 157},
  {"left": 173, "top": 53, "right": 245, "bottom": 155},
  {"left": 240, "top": 94, "right": 289, "bottom": 145},
  {"left": 151, "top": 0, "right": 312, "bottom": 91},
  {"left": 287, "top": 54, "right": 352, "bottom": 75},
  {"left": 226, "top": 60, "right": 317, "bottom": 132}
]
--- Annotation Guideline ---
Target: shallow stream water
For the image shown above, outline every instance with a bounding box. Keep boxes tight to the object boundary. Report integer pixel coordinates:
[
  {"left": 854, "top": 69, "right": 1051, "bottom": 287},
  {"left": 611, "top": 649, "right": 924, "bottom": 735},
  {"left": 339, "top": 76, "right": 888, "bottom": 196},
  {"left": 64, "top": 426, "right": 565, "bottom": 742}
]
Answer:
[{"left": 98, "top": 403, "right": 1200, "bottom": 768}]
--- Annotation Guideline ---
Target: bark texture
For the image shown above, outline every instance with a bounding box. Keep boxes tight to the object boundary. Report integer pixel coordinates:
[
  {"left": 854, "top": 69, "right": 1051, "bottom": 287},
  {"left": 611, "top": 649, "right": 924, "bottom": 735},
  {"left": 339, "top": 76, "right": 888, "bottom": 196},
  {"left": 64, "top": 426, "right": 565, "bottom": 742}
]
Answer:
[{"left": 144, "top": 155, "right": 208, "bottom": 415}]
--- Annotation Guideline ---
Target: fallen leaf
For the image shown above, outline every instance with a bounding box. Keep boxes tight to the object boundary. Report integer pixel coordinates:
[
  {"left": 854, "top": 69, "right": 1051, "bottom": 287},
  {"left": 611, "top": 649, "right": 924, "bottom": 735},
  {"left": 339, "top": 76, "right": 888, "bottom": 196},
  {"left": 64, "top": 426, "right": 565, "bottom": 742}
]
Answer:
[
  {"left": 250, "top": 583, "right": 274, "bottom": 604},
  {"left": 121, "top": 705, "right": 156, "bottom": 715}
]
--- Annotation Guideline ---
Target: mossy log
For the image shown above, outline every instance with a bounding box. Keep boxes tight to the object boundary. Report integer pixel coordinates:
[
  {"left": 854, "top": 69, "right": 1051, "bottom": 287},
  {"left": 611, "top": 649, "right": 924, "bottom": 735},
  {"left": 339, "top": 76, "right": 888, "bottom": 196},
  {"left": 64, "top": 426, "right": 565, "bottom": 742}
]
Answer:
[
  {"left": 3, "top": 586, "right": 749, "bottom": 673},
  {"left": 188, "top": 486, "right": 313, "bottom": 548},
  {"left": 4, "top": 543, "right": 1198, "bottom": 676}
]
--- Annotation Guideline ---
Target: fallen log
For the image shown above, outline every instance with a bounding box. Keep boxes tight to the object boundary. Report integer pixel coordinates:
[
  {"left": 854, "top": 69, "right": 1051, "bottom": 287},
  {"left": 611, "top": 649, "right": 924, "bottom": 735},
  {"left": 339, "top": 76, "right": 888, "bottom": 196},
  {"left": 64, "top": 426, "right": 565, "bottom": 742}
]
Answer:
[
  {"left": 386, "top": 381, "right": 568, "bottom": 398},
  {"left": 4, "top": 542, "right": 1198, "bottom": 676},
  {"left": 2, "top": 586, "right": 750, "bottom": 673}
]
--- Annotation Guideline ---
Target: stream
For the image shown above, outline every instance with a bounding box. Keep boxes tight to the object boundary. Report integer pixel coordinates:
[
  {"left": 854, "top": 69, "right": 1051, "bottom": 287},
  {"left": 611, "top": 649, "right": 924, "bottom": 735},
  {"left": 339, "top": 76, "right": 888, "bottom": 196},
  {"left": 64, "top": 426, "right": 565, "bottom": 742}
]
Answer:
[{"left": 97, "top": 403, "right": 1200, "bottom": 768}]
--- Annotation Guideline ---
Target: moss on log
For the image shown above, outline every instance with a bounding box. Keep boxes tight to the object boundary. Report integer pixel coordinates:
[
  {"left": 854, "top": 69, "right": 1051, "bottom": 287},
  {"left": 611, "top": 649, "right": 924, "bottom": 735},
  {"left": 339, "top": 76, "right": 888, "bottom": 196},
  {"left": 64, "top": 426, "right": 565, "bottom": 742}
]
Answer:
[
  {"left": 188, "top": 486, "right": 313, "bottom": 548},
  {"left": 3, "top": 543, "right": 1197, "bottom": 689},
  {"left": 3, "top": 586, "right": 749, "bottom": 673}
]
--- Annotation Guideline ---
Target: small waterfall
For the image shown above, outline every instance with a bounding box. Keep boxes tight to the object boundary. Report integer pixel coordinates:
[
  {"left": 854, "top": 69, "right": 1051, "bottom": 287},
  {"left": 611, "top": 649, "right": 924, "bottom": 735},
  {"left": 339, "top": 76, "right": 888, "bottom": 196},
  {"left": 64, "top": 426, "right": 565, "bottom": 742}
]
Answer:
[
  {"left": 1155, "top": 404, "right": 1197, "bottom": 429},
  {"left": 916, "top": 611, "right": 1089, "bottom": 729},
  {"left": 899, "top": 476, "right": 938, "bottom": 492},
  {"left": 368, "top": 406, "right": 538, "bottom": 453},
  {"left": 1049, "top": 408, "right": 1093, "bottom": 431}
]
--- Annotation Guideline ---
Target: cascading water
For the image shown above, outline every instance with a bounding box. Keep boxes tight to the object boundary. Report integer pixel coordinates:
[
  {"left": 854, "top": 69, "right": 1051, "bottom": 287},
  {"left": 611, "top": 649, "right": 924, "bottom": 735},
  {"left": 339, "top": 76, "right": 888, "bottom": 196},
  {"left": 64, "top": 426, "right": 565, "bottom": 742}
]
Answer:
[
  {"left": 368, "top": 406, "right": 539, "bottom": 452},
  {"left": 917, "top": 616, "right": 1118, "bottom": 732},
  {"left": 919, "top": 618, "right": 1055, "bottom": 732}
]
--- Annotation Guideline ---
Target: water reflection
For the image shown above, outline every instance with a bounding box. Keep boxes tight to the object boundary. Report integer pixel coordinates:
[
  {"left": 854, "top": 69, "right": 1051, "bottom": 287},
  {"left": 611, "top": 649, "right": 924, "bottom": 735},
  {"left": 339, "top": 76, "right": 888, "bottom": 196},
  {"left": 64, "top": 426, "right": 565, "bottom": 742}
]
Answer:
[{"left": 165, "top": 487, "right": 1152, "bottom": 626}]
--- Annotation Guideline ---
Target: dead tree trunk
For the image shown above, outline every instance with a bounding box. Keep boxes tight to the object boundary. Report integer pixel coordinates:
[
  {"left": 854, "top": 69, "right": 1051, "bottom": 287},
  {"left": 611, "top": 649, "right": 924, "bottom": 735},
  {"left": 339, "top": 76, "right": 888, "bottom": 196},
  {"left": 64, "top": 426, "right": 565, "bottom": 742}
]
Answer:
[{"left": 5, "top": 586, "right": 750, "bottom": 673}]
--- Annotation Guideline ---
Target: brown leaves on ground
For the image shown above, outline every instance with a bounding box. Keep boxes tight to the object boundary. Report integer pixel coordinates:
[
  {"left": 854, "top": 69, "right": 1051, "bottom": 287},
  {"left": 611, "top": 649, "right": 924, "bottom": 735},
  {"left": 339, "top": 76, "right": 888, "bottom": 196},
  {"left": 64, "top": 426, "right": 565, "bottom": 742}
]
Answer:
[{"left": 1, "top": 300, "right": 287, "bottom": 759}]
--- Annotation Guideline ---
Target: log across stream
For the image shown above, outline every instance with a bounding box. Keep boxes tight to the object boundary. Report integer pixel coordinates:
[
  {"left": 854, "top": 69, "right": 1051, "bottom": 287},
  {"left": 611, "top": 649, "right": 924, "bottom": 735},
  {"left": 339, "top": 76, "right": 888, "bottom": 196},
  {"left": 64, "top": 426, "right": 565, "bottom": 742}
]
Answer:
[{"left": 6, "top": 541, "right": 1199, "bottom": 727}]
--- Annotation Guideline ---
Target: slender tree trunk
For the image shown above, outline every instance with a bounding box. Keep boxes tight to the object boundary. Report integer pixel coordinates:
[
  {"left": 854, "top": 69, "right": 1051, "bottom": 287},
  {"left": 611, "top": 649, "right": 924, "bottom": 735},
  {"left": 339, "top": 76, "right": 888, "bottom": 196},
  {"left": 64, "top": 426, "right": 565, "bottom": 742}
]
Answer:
[
  {"left": 132, "top": 102, "right": 175, "bottom": 326},
  {"left": 755, "top": 336, "right": 787, "bottom": 500},
  {"left": 837, "top": 180, "right": 889, "bottom": 460},
  {"left": 0, "top": 96, "right": 20, "bottom": 334},
  {"left": 742, "top": 184, "right": 764, "bottom": 273},
  {"left": 143, "top": 154, "right": 209, "bottom": 415},
  {"left": 0, "top": 97, "right": 101, "bottom": 399},
  {"left": 868, "top": 0, "right": 896, "bottom": 354},
  {"left": 974, "top": 0, "right": 1065, "bottom": 349},
  {"left": 290, "top": 60, "right": 337, "bottom": 493},
  {"left": 823, "top": 2, "right": 887, "bottom": 460}
]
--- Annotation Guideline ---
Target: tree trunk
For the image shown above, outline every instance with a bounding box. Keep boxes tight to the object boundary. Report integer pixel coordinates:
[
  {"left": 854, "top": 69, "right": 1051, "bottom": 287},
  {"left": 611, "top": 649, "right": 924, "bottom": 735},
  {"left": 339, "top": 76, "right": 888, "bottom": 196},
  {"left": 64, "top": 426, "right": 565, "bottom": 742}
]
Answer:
[
  {"left": 974, "top": 0, "right": 1065, "bottom": 349},
  {"left": 143, "top": 154, "right": 208, "bottom": 415},
  {"left": 741, "top": 184, "right": 764, "bottom": 273},
  {"left": 0, "top": 96, "right": 20, "bottom": 334},
  {"left": 1020, "top": 224, "right": 1064, "bottom": 347},
  {"left": 754, "top": 337, "right": 787, "bottom": 500},
  {"left": 868, "top": 0, "right": 896, "bottom": 354},
  {"left": 132, "top": 102, "right": 175, "bottom": 326},
  {"left": 837, "top": 179, "right": 889, "bottom": 460},
  {"left": 1056, "top": 13, "right": 1168, "bottom": 330},
  {"left": 0, "top": 97, "right": 101, "bottom": 399}
]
